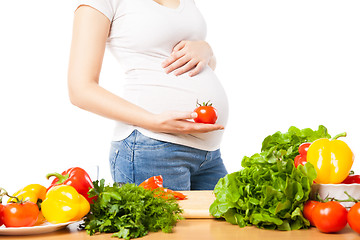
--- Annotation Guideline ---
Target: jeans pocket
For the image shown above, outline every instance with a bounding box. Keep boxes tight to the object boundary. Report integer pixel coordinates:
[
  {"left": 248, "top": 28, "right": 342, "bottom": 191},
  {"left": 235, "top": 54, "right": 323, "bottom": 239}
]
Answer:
[
  {"left": 109, "top": 142, "right": 120, "bottom": 180},
  {"left": 109, "top": 141, "right": 134, "bottom": 183}
]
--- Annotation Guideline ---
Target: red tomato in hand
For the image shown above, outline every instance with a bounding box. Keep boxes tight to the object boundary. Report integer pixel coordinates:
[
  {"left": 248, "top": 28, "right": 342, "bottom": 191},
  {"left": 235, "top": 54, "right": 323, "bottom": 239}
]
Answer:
[
  {"left": 348, "top": 202, "right": 360, "bottom": 233},
  {"left": 303, "top": 200, "right": 319, "bottom": 226},
  {"left": 194, "top": 101, "right": 218, "bottom": 124},
  {"left": 312, "top": 201, "right": 348, "bottom": 233},
  {"left": 3, "top": 202, "right": 39, "bottom": 227}
]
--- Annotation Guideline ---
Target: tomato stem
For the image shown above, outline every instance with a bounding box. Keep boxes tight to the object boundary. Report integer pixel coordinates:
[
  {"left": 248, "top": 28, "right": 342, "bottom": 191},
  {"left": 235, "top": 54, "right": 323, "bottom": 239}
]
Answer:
[
  {"left": 196, "top": 99, "right": 213, "bottom": 107},
  {"left": 316, "top": 191, "right": 359, "bottom": 203},
  {"left": 0, "top": 187, "right": 24, "bottom": 204},
  {"left": 331, "top": 132, "right": 347, "bottom": 140}
]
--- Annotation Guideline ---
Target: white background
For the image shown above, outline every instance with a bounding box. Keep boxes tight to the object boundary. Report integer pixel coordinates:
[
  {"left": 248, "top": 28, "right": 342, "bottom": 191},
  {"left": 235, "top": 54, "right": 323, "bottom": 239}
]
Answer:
[{"left": 0, "top": 0, "right": 359, "bottom": 194}]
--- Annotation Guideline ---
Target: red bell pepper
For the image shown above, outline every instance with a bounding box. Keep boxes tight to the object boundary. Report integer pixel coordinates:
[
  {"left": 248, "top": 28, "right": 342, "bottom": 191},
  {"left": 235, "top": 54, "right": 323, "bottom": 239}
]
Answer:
[
  {"left": 294, "top": 142, "right": 311, "bottom": 167},
  {"left": 46, "top": 167, "right": 96, "bottom": 204},
  {"left": 139, "top": 176, "right": 187, "bottom": 200},
  {"left": 342, "top": 175, "right": 360, "bottom": 184}
]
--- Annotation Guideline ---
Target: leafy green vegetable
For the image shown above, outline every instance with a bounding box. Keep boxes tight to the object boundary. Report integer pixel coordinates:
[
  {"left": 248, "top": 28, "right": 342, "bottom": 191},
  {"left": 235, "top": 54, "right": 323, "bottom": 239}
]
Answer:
[
  {"left": 210, "top": 125, "right": 331, "bottom": 230},
  {"left": 84, "top": 179, "right": 183, "bottom": 239}
]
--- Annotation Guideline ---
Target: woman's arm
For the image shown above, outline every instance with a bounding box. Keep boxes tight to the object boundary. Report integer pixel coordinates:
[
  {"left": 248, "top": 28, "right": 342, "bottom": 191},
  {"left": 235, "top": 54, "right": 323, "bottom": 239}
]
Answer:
[{"left": 68, "top": 6, "right": 224, "bottom": 134}]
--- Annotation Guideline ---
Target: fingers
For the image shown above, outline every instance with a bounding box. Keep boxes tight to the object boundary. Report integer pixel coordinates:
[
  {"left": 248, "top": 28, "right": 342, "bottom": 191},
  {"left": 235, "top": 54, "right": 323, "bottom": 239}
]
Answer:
[
  {"left": 161, "top": 50, "right": 186, "bottom": 70},
  {"left": 173, "top": 40, "right": 186, "bottom": 52},
  {"left": 181, "top": 122, "right": 225, "bottom": 134},
  {"left": 164, "top": 111, "right": 224, "bottom": 134},
  {"left": 164, "top": 53, "right": 190, "bottom": 74},
  {"left": 170, "top": 111, "right": 197, "bottom": 120},
  {"left": 188, "top": 61, "right": 205, "bottom": 77},
  {"left": 173, "top": 59, "right": 198, "bottom": 76},
  {"left": 161, "top": 40, "right": 210, "bottom": 77}
]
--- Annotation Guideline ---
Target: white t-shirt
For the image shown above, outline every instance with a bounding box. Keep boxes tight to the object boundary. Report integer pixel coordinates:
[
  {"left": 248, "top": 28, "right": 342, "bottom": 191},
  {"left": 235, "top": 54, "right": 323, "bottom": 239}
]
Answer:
[{"left": 76, "top": 0, "right": 229, "bottom": 151}]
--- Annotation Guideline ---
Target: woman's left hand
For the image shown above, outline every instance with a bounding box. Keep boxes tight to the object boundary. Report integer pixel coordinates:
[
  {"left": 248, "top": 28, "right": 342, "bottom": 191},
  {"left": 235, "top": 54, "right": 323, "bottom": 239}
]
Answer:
[{"left": 161, "top": 40, "right": 214, "bottom": 77}]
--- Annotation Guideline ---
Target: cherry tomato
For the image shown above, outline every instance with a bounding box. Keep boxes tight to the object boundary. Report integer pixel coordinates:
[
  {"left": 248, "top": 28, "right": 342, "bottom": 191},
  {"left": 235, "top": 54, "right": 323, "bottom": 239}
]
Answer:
[
  {"left": 312, "top": 201, "right": 348, "bottom": 233},
  {"left": 348, "top": 202, "right": 360, "bottom": 233},
  {"left": 194, "top": 105, "right": 218, "bottom": 124},
  {"left": 298, "top": 142, "right": 311, "bottom": 155},
  {"left": 294, "top": 155, "right": 307, "bottom": 168},
  {"left": 303, "top": 200, "right": 319, "bottom": 226},
  {"left": 342, "top": 175, "right": 360, "bottom": 184},
  {"left": 2, "top": 202, "right": 39, "bottom": 227}
]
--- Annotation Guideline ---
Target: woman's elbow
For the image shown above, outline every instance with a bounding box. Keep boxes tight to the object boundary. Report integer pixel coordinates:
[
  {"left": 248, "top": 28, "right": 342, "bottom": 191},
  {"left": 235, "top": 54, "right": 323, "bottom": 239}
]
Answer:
[{"left": 67, "top": 79, "right": 85, "bottom": 108}]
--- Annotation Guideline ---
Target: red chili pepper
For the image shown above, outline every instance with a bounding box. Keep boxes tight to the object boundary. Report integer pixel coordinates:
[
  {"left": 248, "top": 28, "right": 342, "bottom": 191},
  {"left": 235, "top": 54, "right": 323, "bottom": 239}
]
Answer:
[
  {"left": 154, "top": 188, "right": 187, "bottom": 200},
  {"left": 139, "top": 175, "right": 164, "bottom": 190},
  {"left": 46, "top": 167, "right": 96, "bottom": 204},
  {"left": 139, "top": 175, "right": 187, "bottom": 200},
  {"left": 342, "top": 175, "right": 360, "bottom": 184}
]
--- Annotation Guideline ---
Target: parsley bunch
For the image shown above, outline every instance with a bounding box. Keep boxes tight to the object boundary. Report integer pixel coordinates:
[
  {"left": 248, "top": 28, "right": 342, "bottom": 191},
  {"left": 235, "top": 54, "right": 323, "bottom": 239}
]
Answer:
[{"left": 84, "top": 179, "right": 183, "bottom": 239}]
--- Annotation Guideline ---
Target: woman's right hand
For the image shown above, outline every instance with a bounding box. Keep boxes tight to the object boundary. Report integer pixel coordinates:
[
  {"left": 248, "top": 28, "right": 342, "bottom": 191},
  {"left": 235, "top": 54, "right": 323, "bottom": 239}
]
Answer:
[{"left": 147, "top": 111, "right": 224, "bottom": 134}]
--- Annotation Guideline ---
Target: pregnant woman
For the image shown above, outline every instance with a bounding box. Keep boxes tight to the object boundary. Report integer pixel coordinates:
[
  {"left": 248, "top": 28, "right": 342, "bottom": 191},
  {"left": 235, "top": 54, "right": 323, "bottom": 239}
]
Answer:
[{"left": 68, "top": 0, "right": 229, "bottom": 190}]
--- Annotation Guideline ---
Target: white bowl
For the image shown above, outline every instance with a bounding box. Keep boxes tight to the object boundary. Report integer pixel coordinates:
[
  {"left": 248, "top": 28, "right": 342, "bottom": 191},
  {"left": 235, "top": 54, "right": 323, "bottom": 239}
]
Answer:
[{"left": 310, "top": 183, "right": 360, "bottom": 209}]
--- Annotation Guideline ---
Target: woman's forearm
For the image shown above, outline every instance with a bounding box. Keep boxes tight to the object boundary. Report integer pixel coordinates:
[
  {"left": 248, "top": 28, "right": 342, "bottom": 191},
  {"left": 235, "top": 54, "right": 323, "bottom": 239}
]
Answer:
[{"left": 68, "top": 81, "right": 155, "bottom": 129}]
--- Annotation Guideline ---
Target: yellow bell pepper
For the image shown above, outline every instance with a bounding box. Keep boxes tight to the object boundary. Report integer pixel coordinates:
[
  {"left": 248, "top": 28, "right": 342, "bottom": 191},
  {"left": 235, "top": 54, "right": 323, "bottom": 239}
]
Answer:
[
  {"left": 8, "top": 184, "right": 46, "bottom": 203},
  {"left": 41, "top": 185, "right": 90, "bottom": 224},
  {"left": 8, "top": 184, "right": 47, "bottom": 225},
  {"left": 307, "top": 132, "right": 354, "bottom": 184}
]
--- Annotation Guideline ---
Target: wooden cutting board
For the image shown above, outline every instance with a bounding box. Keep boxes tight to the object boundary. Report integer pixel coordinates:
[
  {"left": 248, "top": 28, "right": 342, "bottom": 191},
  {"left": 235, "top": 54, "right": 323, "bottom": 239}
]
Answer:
[{"left": 177, "top": 191, "right": 216, "bottom": 218}]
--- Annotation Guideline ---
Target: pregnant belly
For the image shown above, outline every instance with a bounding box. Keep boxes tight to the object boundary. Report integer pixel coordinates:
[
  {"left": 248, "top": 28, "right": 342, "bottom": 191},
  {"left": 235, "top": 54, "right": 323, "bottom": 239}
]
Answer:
[{"left": 122, "top": 66, "right": 229, "bottom": 126}]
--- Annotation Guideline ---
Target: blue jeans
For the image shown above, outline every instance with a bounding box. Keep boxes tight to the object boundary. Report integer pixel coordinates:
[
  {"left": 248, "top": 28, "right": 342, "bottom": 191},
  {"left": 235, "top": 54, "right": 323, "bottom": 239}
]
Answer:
[{"left": 109, "top": 130, "right": 228, "bottom": 191}]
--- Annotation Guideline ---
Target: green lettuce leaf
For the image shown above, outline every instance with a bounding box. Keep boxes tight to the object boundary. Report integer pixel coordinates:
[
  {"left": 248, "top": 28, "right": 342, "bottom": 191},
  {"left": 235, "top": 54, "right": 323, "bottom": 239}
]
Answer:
[{"left": 210, "top": 125, "right": 328, "bottom": 230}]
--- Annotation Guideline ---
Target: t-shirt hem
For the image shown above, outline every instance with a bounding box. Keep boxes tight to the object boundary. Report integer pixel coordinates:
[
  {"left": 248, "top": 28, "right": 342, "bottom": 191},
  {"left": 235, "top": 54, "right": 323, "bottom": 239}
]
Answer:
[{"left": 110, "top": 127, "right": 221, "bottom": 152}]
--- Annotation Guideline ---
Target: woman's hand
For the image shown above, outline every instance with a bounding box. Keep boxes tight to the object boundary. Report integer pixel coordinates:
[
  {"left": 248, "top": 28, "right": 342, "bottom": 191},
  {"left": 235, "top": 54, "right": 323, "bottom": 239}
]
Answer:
[
  {"left": 147, "top": 111, "right": 224, "bottom": 134},
  {"left": 161, "top": 40, "right": 215, "bottom": 77}
]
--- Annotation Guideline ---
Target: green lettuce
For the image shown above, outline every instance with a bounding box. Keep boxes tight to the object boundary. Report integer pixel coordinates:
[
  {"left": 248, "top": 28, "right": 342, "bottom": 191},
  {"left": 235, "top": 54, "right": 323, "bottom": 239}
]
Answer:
[{"left": 210, "top": 125, "right": 330, "bottom": 230}]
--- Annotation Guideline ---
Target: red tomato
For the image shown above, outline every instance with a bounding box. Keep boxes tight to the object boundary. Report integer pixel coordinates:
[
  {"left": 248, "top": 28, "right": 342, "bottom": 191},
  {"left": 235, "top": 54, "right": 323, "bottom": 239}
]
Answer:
[
  {"left": 303, "top": 200, "right": 319, "bottom": 226},
  {"left": 298, "top": 142, "right": 311, "bottom": 155},
  {"left": 294, "top": 155, "right": 307, "bottom": 168},
  {"left": 194, "top": 106, "right": 218, "bottom": 124},
  {"left": 0, "top": 204, "right": 4, "bottom": 226},
  {"left": 2, "top": 202, "right": 39, "bottom": 227},
  {"left": 348, "top": 202, "right": 360, "bottom": 233},
  {"left": 312, "top": 201, "right": 348, "bottom": 233}
]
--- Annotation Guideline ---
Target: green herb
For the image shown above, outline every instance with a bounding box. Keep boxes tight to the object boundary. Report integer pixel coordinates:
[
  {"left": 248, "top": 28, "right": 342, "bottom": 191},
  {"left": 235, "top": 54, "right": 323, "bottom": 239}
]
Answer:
[
  {"left": 84, "top": 179, "right": 183, "bottom": 239},
  {"left": 210, "top": 125, "right": 331, "bottom": 230}
]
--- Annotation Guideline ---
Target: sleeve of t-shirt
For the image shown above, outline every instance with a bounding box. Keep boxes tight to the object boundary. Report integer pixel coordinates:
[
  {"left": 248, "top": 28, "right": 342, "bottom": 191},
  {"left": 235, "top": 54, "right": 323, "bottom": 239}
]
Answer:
[{"left": 76, "top": 0, "right": 115, "bottom": 21}]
